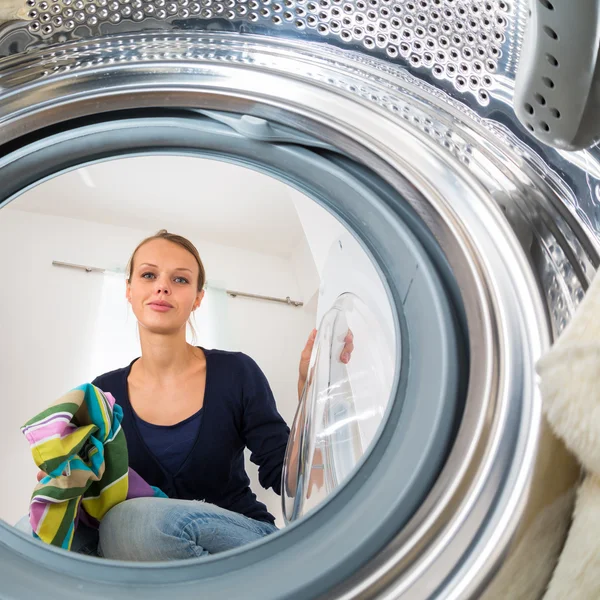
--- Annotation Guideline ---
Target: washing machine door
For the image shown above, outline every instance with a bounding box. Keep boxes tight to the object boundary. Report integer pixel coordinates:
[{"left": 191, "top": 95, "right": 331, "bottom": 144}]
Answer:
[
  {"left": 282, "top": 220, "right": 462, "bottom": 524},
  {"left": 0, "top": 1, "right": 599, "bottom": 598}
]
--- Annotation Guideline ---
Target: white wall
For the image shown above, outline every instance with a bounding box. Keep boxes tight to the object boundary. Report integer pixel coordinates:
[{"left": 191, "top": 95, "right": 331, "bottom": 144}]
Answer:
[
  {"left": 289, "top": 192, "right": 347, "bottom": 279},
  {"left": 0, "top": 208, "right": 318, "bottom": 527}
]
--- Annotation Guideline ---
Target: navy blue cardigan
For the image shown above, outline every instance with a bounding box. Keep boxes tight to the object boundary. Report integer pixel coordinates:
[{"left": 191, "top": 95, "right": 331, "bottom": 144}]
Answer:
[{"left": 92, "top": 348, "right": 291, "bottom": 524}]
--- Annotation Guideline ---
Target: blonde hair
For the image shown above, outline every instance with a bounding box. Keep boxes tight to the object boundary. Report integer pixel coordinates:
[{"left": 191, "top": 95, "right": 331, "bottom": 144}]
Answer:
[{"left": 126, "top": 229, "right": 206, "bottom": 342}]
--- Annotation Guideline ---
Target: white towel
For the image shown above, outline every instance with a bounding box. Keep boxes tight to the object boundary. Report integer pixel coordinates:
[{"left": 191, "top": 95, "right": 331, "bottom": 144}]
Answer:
[
  {"left": 537, "top": 269, "right": 600, "bottom": 600},
  {"left": 537, "top": 270, "right": 600, "bottom": 475}
]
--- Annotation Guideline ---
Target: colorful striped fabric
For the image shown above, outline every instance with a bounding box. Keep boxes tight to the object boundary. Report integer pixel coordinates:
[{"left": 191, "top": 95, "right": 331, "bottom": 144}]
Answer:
[{"left": 21, "top": 383, "right": 166, "bottom": 550}]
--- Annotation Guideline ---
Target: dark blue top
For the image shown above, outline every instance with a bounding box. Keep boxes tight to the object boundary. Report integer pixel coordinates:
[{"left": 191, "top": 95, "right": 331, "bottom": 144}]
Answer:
[
  {"left": 132, "top": 407, "right": 204, "bottom": 475},
  {"left": 92, "top": 347, "right": 291, "bottom": 524}
]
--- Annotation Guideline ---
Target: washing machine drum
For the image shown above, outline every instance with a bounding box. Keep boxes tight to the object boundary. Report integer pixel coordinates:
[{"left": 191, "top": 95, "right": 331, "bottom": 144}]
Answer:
[{"left": 0, "top": 1, "right": 598, "bottom": 598}]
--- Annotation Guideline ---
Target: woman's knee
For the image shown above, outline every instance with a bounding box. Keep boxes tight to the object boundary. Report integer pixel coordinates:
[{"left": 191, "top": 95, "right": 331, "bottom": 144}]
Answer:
[
  {"left": 98, "top": 498, "right": 275, "bottom": 561},
  {"left": 99, "top": 498, "right": 208, "bottom": 561}
]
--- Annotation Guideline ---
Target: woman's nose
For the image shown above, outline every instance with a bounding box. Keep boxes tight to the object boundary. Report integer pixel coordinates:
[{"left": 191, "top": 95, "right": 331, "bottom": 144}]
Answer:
[{"left": 154, "top": 277, "right": 171, "bottom": 294}]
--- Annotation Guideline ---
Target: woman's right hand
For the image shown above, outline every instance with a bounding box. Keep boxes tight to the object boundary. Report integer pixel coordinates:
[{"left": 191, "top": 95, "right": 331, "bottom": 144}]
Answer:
[
  {"left": 36, "top": 470, "right": 45, "bottom": 482},
  {"left": 298, "top": 328, "right": 354, "bottom": 400}
]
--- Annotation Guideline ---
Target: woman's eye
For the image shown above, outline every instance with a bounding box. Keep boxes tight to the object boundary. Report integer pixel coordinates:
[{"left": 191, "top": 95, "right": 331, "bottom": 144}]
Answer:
[{"left": 140, "top": 272, "right": 187, "bottom": 283}]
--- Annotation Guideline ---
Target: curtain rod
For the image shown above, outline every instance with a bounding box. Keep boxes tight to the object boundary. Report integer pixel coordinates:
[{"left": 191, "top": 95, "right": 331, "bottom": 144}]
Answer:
[{"left": 52, "top": 261, "right": 304, "bottom": 307}]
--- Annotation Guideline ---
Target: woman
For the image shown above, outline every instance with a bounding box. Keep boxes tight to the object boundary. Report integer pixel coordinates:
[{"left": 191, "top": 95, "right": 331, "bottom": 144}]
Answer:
[{"left": 24, "top": 229, "right": 352, "bottom": 561}]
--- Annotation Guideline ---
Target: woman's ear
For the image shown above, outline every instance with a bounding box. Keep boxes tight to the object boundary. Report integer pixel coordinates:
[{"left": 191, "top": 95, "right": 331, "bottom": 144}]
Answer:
[
  {"left": 194, "top": 289, "right": 205, "bottom": 311},
  {"left": 125, "top": 280, "right": 131, "bottom": 303}
]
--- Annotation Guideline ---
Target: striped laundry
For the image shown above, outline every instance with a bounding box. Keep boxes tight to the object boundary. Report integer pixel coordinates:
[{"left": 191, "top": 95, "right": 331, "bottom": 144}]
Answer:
[{"left": 21, "top": 383, "right": 167, "bottom": 550}]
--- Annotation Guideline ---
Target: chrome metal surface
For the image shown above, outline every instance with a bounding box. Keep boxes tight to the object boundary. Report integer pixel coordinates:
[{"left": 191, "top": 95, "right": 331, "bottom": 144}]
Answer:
[
  {"left": 0, "top": 31, "right": 590, "bottom": 598},
  {"left": 0, "top": 0, "right": 515, "bottom": 106},
  {"left": 52, "top": 259, "right": 106, "bottom": 273},
  {"left": 225, "top": 289, "right": 304, "bottom": 306},
  {"left": 0, "top": 1, "right": 599, "bottom": 226},
  {"left": 0, "top": 0, "right": 593, "bottom": 148},
  {"left": 1, "top": 0, "right": 600, "bottom": 149}
]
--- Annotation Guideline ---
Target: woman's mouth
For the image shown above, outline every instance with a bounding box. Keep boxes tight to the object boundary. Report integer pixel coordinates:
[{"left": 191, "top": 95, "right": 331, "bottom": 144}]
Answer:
[{"left": 148, "top": 302, "right": 173, "bottom": 312}]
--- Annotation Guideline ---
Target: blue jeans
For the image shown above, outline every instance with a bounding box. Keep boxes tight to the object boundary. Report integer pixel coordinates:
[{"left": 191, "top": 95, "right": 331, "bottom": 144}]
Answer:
[{"left": 15, "top": 497, "right": 277, "bottom": 561}]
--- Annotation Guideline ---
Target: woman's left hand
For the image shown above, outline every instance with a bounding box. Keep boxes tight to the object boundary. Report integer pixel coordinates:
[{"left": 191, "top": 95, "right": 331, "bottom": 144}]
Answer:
[{"left": 298, "top": 328, "right": 354, "bottom": 400}]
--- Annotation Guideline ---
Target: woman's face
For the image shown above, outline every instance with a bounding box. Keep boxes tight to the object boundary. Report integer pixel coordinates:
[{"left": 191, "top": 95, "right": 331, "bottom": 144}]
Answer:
[{"left": 126, "top": 238, "right": 204, "bottom": 336}]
